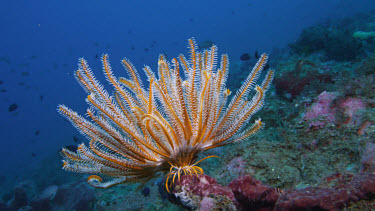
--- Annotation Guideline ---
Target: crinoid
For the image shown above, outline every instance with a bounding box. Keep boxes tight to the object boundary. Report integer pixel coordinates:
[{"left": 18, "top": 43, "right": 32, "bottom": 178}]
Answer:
[{"left": 58, "top": 38, "right": 274, "bottom": 191}]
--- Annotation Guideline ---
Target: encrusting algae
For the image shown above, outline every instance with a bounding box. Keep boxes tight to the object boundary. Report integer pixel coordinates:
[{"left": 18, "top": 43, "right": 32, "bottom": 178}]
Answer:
[{"left": 58, "top": 38, "right": 274, "bottom": 191}]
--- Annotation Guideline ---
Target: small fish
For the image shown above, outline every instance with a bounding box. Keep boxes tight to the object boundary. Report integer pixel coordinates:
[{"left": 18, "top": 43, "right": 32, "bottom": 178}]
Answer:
[
  {"left": 8, "top": 104, "right": 18, "bottom": 112},
  {"left": 35, "top": 130, "right": 40, "bottom": 136},
  {"left": 254, "top": 50, "right": 259, "bottom": 59},
  {"left": 240, "top": 53, "right": 251, "bottom": 61},
  {"left": 73, "top": 136, "right": 79, "bottom": 143},
  {"left": 40, "top": 95, "right": 44, "bottom": 102},
  {"left": 31, "top": 152, "right": 37, "bottom": 157},
  {"left": 0, "top": 89, "right": 6, "bottom": 93},
  {"left": 0, "top": 80, "right": 3, "bottom": 85},
  {"left": 141, "top": 187, "right": 150, "bottom": 197},
  {"left": 21, "top": 72, "right": 30, "bottom": 76},
  {"left": 198, "top": 40, "right": 214, "bottom": 50},
  {"left": 0, "top": 57, "right": 10, "bottom": 64}
]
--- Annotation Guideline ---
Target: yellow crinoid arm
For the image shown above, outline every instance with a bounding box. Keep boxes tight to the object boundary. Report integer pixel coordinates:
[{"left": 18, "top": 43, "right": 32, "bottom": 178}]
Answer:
[{"left": 58, "top": 38, "right": 274, "bottom": 189}]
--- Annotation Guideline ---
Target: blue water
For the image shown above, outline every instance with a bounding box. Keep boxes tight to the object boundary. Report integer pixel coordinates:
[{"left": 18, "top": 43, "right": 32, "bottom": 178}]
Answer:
[{"left": 0, "top": 0, "right": 374, "bottom": 190}]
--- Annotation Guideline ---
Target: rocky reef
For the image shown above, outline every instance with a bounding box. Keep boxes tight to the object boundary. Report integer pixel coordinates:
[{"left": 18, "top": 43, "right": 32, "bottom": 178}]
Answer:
[{"left": 169, "top": 171, "right": 375, "bottom": 210}]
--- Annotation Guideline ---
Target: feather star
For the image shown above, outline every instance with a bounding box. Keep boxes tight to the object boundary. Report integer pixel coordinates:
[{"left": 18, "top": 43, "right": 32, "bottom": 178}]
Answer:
[{"left": 58, "top": 38, "right": 274, "bottom": 191}]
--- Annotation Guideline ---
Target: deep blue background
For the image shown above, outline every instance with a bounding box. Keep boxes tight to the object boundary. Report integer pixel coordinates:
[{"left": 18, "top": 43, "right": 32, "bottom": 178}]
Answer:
[{"left": 0, "top": 0, "right": 374, "bottom": 176}]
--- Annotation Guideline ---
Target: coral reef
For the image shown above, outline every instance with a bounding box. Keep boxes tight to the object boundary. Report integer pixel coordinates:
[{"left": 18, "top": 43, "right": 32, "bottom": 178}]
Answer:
[
  {"left": 0, "top": 180, "right": 96, "bottom": 211},
  {"left": 228, "top": 175, "right": 279, "bottom": 210},
  {"left": 169, "top": 172, "right": 375, "bottom": 210},
  {"left": 355, "top": 53, "right": 375, "bottom": 75},
  {"left": 10, "top": 187, "right": 28, "bottom": 209},
  {"left": 171, "top": 174, "right": 237, "bottom": 210},
  {"left": 4, "top": 9, "right": 375, "bottom": 211},
  {"left": 289, "top": 25, "right": 362, "bottom": 61},
  {"left": 353, "top": 30, "right": 375, "bottom": 40},
  {"left": 303, "top": 91, "right": 338, "bottom": 129},
  {"left": 303, "top": 91, "right": 367, "bottom": 129},
  {"left": 361, "top": 142, "right": 375, "bottom": 172},
  {"left": 275, "top": 172, "right": 375, "bottom": 210},
  {"left": 274, "top": 71, "right": 333, "bottom": 100},
  {"left": 274, "top": 58, "right": 333, "bottom": 99}
]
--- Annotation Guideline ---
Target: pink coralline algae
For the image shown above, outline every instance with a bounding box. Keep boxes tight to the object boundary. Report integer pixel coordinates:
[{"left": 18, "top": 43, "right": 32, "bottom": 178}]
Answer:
[
  {"left": 228, "top": 175, "right": 279, "bottom": 210},
  {"left": 171, "top": 174, "right": 237, "bottom": 210},
  {"left": 303, "top": 91, "right": 367, "bottom": 129},
  {"left": 361, "top": 142, "right": 375, "bottom": 172},
  {"left": 275, "top": 172, "right": 375, "bottom": 210},
  {"left": 338, "top": 97, "right": 367, "bottom": 125},
  {"left": 171, "top": 173, "right": 375, "bottom": 210},
  {"left": 303, "top": 91, "right": 338, "bottom": 128},
  {"left": 217, "top": 157, "right": 248, "bottom": 180}
]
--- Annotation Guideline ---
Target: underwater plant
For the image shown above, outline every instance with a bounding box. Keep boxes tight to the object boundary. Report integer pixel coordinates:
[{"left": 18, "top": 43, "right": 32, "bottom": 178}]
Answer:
[{"left": 58, "top": 38, "right": 274, "bottom": 191}]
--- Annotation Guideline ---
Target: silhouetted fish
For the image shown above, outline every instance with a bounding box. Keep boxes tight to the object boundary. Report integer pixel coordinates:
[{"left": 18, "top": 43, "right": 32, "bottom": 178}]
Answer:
[
  {"left": 8, "top": 104, "right": 18, "bottom": 112},
  {"left": 240, "top": 53, "right": 251, "bottom": 61},
  {"left": 73, "top": 136, "right": 79, "bottom": 143},
  {"left": 141, "top": 187, "right": 150, "bottom": 197},
  {"left": 35, "top": 130, "right": 40, "bottom": 136},
  {"left": 254, "top": 50, "right": 259, "bottom": 59},
  {"left": 40, "top": 95, "right": 44, "bottom": 102},
  {"left": 0, "top": 57, "right": 10, "bottom": 64},
  {"left": 31, "top": 152, "right": 37, "bottom": 157},
  {"left": 198, "top": 40, "right": 214, "bottom": 50}
]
